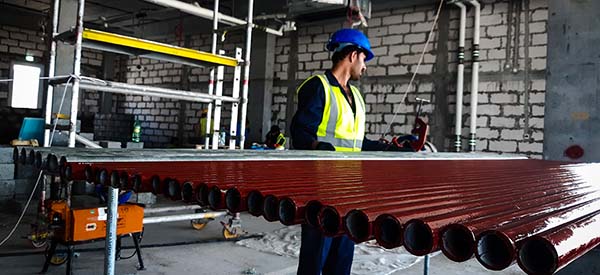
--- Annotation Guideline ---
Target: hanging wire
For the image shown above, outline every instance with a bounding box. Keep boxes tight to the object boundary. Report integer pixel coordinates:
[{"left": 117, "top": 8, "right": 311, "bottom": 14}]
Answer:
[
  {"left": 381, "top": 0, "right": 445, "bottom": 138},
  {"left": 0, "top": 75, "right": 75, "bottom": 247}
]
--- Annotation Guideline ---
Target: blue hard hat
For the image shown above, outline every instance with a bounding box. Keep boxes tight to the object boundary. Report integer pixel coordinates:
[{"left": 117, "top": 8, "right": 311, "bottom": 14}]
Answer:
[{"left": 326, "top": 29, "right": 374, "bottom": 61}]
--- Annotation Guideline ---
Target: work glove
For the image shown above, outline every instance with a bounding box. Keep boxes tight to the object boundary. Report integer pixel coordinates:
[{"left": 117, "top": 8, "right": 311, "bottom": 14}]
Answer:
[
  {"left": 315, "top": 141, "right": 335, "bottom": 151},
  {"left": 382, "top": 135, "right": 417, "bottom": 152}
]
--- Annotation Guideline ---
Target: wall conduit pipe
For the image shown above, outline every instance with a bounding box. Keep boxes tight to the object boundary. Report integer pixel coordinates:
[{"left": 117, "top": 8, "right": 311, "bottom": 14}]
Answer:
[
  {"left": 453, "top": 1, "right": 467, "bottom": 152},
  {"left": 467, "top": 0, "right": 481, "bottom": 151}
]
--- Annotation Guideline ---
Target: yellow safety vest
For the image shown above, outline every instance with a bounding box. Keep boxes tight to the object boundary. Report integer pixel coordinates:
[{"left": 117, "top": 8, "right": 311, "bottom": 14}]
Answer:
[{"left": 298, "top": 75, "right": 366, "bottom": 152}]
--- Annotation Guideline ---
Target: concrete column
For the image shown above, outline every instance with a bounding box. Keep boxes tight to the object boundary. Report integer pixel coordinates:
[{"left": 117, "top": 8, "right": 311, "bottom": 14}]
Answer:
[
  {"left": 52, "top": 0, "right": 78, "bottom": 115},
  {"left": 431, "top": 8, "right": 450, "bottom": 151},
  {"left": 544, "top": 0, "right": 600, "bottom": 161},
  {"left": 246, "top": 31, "right": 276, "bottom": 144},
  {"left": 285, "top": 31, "right": 299, "bottom": 139},
  {"left": 100, "top": 53, "right": 116, "bottom": 114}
]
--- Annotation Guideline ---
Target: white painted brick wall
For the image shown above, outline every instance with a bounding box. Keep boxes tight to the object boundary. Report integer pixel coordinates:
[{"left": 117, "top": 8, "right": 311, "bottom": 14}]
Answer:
[{"left": 489, "top": 140, "right": 518, "bottom": 152}]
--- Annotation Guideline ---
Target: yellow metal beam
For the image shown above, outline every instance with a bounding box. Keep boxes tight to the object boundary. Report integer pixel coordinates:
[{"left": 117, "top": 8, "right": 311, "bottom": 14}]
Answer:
[{"left": 82, "top": 29, "right": 238, "bottom": 67}]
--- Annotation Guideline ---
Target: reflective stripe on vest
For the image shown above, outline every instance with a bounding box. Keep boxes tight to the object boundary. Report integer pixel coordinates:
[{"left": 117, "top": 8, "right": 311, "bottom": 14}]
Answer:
[{"left": 312, "top": 75, "right": 366, "bottom": 152}]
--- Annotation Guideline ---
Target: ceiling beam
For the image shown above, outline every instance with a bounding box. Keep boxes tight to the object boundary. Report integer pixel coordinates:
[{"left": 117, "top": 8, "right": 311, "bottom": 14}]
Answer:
[{"left": 0, "top": 3, "right": 47, "bottom": 31}]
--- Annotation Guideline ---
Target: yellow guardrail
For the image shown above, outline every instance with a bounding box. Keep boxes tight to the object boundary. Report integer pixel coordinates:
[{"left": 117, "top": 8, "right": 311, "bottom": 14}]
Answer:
[{"left": 82, "top": 29, "right": 238, "bottom": 67}]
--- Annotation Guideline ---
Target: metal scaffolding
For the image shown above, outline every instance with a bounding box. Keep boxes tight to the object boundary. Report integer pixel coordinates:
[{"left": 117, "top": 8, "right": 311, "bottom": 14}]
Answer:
[{"left": 44, "top": 0, "right": 257, "bottom": 150}]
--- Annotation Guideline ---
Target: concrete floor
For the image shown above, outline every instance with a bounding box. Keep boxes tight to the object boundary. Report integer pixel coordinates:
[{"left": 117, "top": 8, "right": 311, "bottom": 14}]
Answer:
[{"left": 0, "top": 196, "right": 596, "bottom": 275}]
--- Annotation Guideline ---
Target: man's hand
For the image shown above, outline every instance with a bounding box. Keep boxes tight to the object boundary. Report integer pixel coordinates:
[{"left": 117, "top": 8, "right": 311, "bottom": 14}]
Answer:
[
  {"left": 315, "top": 142, "right": 336, "bottom": 151},
  {"left": 384, "top": 135, "right": 417, "bottom": 152}
]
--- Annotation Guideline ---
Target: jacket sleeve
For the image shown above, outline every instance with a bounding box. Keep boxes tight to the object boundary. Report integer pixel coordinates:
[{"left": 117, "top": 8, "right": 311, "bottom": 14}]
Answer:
[
  {"left": 290, "top": 77, "right": 326, "bottom": 150},
  {"left": 362, "top": 136, "right": 390, "bottom": 151}
]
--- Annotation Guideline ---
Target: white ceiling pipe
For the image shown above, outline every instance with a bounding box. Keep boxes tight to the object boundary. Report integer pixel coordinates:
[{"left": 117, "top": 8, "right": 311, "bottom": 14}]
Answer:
[{"left": 142, "top": 0, "right": 282, "bottom": 36}]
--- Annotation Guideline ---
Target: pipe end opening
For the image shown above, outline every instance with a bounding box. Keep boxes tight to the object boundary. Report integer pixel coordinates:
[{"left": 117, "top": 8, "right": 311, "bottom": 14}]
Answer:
[
  {"left": 132, "top": 175, "right": 142, "bottom": 192},
  {"left": 518, "top": 237, "right": 557, "bottom": 275},
  {"left": 441, "top": 225, "right": 476, "bottom": 262},
  {"left": 167, "top": 179, "right": 180, "bottom": 199},
  {"left": 476, "top": 232, "right": 515, "bottom": 270},
  {"left": 320, "top": 206, "right": 341, "bottom": 235},
  {"left": 98, "top": 169, "right": 108, "bottom": 186},
  {"left": 403, "top": 220, "right": 433, "bottom": 256},
  {"left": 345, "top": 210, "right": 370, "bottom": 242},
  {"left": 263, "top": 195, "right": 279, "bottom": 221},
  {"left": 182, "top": 182, "right": 194, "bottom": 202},
  {"left": 225, "top": 188, "right": 241, "bottom": 211},
  {"left": 375, "top": 214, "right": 403, "bottom": 249},
  {"left": 208, "top": 186, "right": 222, "bottom": 209},
  {"left": 246, "top": 191, "right": 264, "bottom": 216},
  {"left": 151, "top": 176, "right": 161, "bottom": 194},
  {"left": 304, "top": 201, "right": 323, "bottom": 227},
  {"left": 278, "top": 198, "right": 296, "bottom": 225},
  {"left": 110, "top": 171, "right": 120, "bottom": 188},
  {"left": 195, "top": 183, "right": 209, "bottom": 206}
]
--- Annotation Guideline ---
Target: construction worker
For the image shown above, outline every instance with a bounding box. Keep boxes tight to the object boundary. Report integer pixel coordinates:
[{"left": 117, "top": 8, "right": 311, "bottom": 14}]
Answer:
[
  {"left": 290, "top": 28, "right": 388, "bottom": 275},
  {"left": 265, "top": 125, "right": 286, "bottom": 149}
]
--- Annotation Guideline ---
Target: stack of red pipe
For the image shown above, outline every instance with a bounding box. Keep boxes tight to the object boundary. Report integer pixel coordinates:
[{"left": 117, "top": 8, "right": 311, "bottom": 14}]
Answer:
[{"left": 19, "top": 147, "right": 600, "bottom": 275}]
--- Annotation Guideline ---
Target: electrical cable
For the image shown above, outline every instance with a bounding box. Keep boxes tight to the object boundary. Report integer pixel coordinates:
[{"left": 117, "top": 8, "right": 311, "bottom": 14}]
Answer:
[
  {"left": 381, "top": 0, "right": 445, "bottom": 138},
  {"left": 0, "top": 76, "right": 75, "bottom": 248}
]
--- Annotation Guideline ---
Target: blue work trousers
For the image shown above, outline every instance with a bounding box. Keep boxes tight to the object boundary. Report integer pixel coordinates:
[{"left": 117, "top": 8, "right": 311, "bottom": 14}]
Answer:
[{"left": 297, "top": 224, "right": 354, "bottom": 275}]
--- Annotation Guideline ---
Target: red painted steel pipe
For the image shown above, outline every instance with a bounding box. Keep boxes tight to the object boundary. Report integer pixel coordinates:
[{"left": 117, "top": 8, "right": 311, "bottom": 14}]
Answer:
[
  {"left": 166, "top": 178, "right": 182, "bottom": 200},
  {"left": 322, "top": 175, "right": 585, "bottom": 240},
  {"left": 225, "top": 177, "right": 364, "bottom": 213},
  {"left": 278, "top": 196, "right": 322, "bottom": 225},
  {"left": 418, "top": 192, "right": 589, "bottom": 262},
  {"left": 406, "top": 188, "right": 598, "bottom": 258},
  {"left": 302, "top": 168, "right": 582, "bottom": 229},
  {"left": 26, "top": 149, "right": 35, "bottom": 165},
  {"left": 195, "top": 182, "right": 210, "bottom": 206},
  {"left": 12, "top": 147, "right": 19, "bottom": 164},
  {"left": 371, "top": 180, "right": 596, "bottom": 250},
  {"left": 440, "top": 192, "right": 599, "bottom": 262},
  {"left": 516, "top": 210, "right": 600, "bottom": 275},
  {"left": 280, "top": 172, "right": 551, "bottom": 228},
  {"left": 34, "top": 151, "right": 46, "bottom": 169},
  {"left": 64, "top": 158, "right": 562, "bottom": 186},
  {"left": 401, "top": 177, "right": 598, "bottom": 255},
  {"left": 262, "top": 194, "right": 281, "bottom": 222},
  {"left": 181, "top": 181, "right": 196, "bottom": 203},
  {"left": 208, "top": 185, "right": 231, "bottom": 210},
  {"left": 475, "top": 198, "right": 600, "bottom": 271},
  {"left": 19, "top": 148, "right": 27, "bottom": 165}
]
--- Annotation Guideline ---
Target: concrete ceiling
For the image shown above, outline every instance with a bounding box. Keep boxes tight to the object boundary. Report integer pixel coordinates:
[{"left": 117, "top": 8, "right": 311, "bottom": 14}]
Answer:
[{"left": 0, "top": 0, "right": 439, "bottom": 38}]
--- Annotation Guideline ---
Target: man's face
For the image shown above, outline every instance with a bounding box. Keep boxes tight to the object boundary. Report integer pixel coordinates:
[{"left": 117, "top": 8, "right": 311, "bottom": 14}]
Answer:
[{"left": 350, "top": 51, "right": 367, "bottom": 81}]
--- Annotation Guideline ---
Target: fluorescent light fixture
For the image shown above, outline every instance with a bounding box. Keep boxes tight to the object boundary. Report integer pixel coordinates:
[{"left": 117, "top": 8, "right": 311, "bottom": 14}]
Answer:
[{"left": 9, "top": 63, "right": 42, "bottom": 109}]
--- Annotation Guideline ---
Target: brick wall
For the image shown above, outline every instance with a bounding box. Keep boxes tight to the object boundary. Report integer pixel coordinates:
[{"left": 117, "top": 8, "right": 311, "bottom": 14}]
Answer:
[
  {"left": 0, "top": 23, "right": 103, "bottom": 128},
  {"left": 0, "top": 25, "right": 47, "bottom": 107},
  {"left": 79, "top": 48, "right": 104, "bottom": 116},
  {"left": 119, "top": 34, "right": 245, "bottom": 147},
  {"left": 272, "top": 0, "right": 548, "bottom": 158}
]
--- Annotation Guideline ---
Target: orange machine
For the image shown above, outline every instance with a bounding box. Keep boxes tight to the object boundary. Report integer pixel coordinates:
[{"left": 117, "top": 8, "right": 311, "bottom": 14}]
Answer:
[
  {"left": 47, "top": 200, "right": 144, "bottom": 242},
  {"left": 42, "top": 201, "right": 146, "bottom": 274}
]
